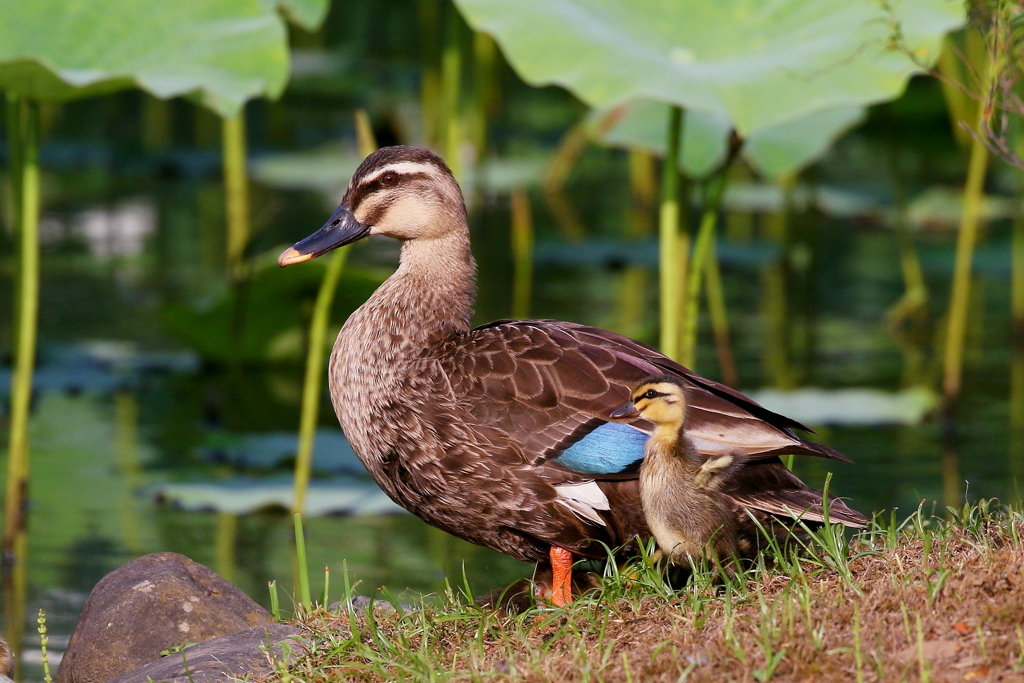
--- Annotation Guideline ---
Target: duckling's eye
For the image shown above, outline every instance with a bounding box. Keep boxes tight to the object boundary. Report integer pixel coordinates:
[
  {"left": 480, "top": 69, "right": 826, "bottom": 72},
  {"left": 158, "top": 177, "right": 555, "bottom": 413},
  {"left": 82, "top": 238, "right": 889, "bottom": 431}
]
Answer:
[
  {"left": 381, "top": 172, "right": 399, "bottom": 186},
  {"left": 642, "top": 389, "right": 658, "bottom": 400}
]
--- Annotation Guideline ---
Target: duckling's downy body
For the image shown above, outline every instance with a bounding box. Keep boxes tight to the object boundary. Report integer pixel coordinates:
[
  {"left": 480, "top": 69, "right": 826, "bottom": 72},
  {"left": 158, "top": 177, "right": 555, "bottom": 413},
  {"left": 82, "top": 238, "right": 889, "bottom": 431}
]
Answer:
[
  {"left": 641, "top": 431, "right": 739, "bottom": 567},
  {"left": 279, "top": 146, "right": 867, "bottom": 603},
  {"left": 617, "top": 376, "right": 866, "bottom": 567}
]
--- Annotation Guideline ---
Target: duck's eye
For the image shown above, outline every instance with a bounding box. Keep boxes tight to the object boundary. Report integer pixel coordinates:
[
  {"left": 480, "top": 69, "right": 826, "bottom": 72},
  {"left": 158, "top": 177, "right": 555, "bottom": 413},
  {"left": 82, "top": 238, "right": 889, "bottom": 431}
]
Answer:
[
  {"left": 381, "top": 172, "right": 399, "bottom": 186},
  {"left": 642, "top": 389, "right": 658, "bottom": 400}
]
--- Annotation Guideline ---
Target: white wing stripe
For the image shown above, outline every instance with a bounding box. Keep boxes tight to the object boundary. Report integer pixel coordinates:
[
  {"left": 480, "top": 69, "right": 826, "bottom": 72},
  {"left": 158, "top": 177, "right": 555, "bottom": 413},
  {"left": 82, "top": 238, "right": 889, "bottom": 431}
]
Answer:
[{"left": 554, "top": 481, "right": 610, "bottom": 526}]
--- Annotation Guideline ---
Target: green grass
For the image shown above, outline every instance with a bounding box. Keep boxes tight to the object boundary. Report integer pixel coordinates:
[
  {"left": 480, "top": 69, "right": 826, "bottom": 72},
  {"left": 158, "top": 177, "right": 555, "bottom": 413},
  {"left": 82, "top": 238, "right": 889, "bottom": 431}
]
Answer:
[{"left": 268, "top": 500, "right": 1024, "bottom": 682}]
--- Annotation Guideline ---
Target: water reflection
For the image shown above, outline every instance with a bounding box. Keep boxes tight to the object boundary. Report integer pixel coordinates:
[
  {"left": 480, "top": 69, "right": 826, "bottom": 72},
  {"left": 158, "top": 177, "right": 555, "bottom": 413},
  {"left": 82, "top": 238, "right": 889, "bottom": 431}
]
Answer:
[
  {"left": 2, "top": 380, "right": 529, "bottom": 669},
  {"left": 114, "top": 391, "right": 143, "bottom": 554},
  {"left": 214, "top": 512, "right": 238, "bottom": 585},
  {"left": 760, "top": 175, "right": 798, "bottom": 390},
  {"left": 1011, "top": 307, "right": 1024, "bottom": 489}
]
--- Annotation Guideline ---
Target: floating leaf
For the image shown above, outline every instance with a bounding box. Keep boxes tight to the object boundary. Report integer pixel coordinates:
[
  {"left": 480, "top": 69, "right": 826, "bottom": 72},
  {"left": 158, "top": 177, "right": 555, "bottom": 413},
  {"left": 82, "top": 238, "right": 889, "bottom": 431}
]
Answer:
[
  {"left": 455, "top": 0, "right": 964, "bottom": 135},
  {"left": 152, "top": 477, "right": 404, "bottom": 517},
  {"left": 745, "top": 387, "right": 939, "bottom": 426},
  {"left": 200, "top": 428, "right": 364, "bottom": 473}
]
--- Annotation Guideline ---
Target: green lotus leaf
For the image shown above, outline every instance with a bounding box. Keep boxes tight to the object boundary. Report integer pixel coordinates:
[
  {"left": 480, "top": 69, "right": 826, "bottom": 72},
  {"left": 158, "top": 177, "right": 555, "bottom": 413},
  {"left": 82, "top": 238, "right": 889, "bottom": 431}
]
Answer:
[
  {"left": 589, "top": 102, "right": 730, "bottom": 177},
  {"left": 590, "top": 100, "right": 865, "bottom": 178},
  {"left": 745, "top": 105, "right": 865, "bottom": 177},
  {"left": 0, "top": 0, "right": 299, "bottom": 116},
  {"left": 454, "top": 0, "right": 964, "bottom": 136},
  {"left": 266, "top": 0, "right": 331, "bottom": 31}
]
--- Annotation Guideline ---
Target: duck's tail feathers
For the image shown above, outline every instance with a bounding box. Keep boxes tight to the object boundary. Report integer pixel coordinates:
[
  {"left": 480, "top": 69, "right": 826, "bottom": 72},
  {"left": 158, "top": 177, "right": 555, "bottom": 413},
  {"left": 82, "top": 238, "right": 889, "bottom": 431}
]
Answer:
[
  {"left": 784, "top": 441, "right": 855, "bottom": 465},
  {"left": 727, "top": 488, "right": 869, "bottom": 529},
  {"left": 731, "top": 441, "right": 854, "bottom": 465}
]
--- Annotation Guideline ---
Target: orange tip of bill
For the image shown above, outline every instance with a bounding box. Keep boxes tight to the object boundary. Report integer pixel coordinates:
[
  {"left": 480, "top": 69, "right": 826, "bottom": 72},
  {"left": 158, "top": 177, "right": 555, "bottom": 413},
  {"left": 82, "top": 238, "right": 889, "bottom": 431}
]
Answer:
[{"left": 278, "top": 247, "right": 312, "bottom": 267}]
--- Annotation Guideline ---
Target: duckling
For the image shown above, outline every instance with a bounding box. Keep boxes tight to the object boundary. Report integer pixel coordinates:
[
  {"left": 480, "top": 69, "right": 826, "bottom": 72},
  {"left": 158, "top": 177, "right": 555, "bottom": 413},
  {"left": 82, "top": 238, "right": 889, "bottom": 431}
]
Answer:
[
  {"left": 613, "top": 376, "right": 741, "bottom": 568},
  {"left": 613, "top": 375, "right": 867, "bottom": 568}
]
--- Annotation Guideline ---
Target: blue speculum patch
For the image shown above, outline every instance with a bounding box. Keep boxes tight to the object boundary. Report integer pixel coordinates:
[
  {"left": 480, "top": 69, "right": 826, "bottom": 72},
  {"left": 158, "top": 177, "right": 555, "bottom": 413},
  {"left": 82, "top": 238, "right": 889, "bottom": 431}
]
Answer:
[{"left": 551, "top": 421, "right": 647, "bottom": 475}]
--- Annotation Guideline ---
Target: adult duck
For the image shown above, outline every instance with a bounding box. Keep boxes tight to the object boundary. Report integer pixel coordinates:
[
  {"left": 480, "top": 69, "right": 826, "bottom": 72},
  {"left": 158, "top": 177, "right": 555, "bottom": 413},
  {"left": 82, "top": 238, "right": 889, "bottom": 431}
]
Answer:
[{"left": 278, "top": 146, "right": 866, "bottom": 605}]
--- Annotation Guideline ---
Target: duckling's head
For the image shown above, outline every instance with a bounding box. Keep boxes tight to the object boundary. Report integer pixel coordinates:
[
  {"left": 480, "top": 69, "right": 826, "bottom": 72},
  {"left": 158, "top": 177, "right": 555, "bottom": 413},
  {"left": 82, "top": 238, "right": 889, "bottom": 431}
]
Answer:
[
  {"left": 279, "top": 146, "right": 465, "bottom": 266},
  {"left": 611, "top": 375, "right": 689, "bottom": 433}
]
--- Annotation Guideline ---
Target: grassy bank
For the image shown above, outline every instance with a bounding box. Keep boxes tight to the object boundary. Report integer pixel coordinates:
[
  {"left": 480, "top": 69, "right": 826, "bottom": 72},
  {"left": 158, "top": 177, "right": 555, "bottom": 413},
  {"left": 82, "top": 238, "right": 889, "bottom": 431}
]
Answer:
[{"left": 278, "top": 502, "right": 1024, "bottom": 682}]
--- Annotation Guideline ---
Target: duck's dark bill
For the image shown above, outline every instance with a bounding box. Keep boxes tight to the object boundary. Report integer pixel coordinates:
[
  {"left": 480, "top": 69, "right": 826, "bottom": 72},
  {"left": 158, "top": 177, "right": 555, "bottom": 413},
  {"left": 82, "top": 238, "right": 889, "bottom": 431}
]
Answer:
[{"left": 278, "top": 202, "right": 370, "bottom": 267}]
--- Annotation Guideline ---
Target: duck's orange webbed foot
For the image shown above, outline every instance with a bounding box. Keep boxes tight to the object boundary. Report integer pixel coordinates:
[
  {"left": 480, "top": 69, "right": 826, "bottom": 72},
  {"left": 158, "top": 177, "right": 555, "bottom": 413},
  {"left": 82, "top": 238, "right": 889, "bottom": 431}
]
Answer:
[{"left": 549, "top": 545, "right": 573, "bottom": 606}]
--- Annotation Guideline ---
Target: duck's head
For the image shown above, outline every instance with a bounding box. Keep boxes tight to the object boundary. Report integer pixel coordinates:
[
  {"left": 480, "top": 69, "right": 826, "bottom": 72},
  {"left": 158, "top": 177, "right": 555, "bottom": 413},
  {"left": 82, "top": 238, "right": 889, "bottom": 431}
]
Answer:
[
  {"left": 279, "top": 146, "right": 465, "bottom": 267},
  {"left": 610, "top": 375, "right": 689, "bottom": 432}
]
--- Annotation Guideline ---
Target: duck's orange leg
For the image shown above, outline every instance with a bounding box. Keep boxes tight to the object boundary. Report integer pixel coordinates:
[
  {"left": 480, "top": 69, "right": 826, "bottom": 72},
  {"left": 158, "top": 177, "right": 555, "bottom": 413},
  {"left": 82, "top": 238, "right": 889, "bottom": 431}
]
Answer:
[{"left": 550, "top": 545, "right": 573, "bottom": 606}]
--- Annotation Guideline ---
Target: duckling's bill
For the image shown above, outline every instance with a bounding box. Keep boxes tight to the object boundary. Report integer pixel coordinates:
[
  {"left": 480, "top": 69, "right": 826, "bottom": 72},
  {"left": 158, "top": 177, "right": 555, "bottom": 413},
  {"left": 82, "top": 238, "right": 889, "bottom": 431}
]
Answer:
[
  {"left": 278, "top": 202, "right": 371, "bottom": 267},
  {"left": 609, "top": 402, "right": 639, "bottom": 419}
]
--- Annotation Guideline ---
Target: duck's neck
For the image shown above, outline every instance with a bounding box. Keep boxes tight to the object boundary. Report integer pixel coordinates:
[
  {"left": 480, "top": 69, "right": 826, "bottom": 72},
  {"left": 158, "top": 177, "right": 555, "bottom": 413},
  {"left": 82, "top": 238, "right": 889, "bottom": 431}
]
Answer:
[
  {"left": 330, "top": 226, "right": 475, "bottom": 465},
  {"left": 332, "top": 226, "right": 475, "bottom": 423},
  {"left": 388, "top": 229, "right": 477, "bottom": 342}
]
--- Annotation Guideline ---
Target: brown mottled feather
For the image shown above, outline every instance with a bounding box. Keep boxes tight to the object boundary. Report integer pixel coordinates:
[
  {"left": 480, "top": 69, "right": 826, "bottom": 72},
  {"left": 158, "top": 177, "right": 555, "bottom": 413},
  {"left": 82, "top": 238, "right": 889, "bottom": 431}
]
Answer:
[{"left": 445, "top": 320, "right": 853, "bottom": 467}]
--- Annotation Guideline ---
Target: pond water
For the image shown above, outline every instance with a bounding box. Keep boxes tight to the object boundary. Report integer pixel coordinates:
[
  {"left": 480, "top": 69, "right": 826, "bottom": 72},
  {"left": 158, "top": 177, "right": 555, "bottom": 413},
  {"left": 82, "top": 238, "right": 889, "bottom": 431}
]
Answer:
[{"left": 1, "top": 11, "right": 1023, "bottom": 680}]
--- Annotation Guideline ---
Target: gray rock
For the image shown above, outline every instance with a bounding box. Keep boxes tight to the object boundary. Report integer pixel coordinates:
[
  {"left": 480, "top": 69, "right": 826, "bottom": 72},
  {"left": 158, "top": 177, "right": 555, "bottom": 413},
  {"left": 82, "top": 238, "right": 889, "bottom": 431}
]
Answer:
[
  {"left": 108, "top": 624, "right": 304, "bottom": 683},
  {"left": 328, "top": 595, "right": 414, "bottom": 615},
  {"left": 56, "top": 552, "right": 274, "bottom": 683}
]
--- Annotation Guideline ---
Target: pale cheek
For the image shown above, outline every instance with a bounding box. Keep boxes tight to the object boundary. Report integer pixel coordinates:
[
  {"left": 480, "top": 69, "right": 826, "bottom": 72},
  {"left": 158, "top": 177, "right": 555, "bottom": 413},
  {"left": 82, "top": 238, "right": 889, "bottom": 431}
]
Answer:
[
  {"left": 649, "top": 404, "right": 680, "bottom": 425},
  {"left": 353, "top": 206, "right": 375, "bottom": 228},
  {"left": 376, "top": 198, "right": 442, "bottom": 239}
]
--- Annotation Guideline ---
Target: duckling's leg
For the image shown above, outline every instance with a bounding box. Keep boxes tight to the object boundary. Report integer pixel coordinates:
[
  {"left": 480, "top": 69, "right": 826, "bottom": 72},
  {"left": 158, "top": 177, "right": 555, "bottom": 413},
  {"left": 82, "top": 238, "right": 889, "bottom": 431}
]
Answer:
[{"left": 550, "top": 545, "right": 574, "bottom": 606}]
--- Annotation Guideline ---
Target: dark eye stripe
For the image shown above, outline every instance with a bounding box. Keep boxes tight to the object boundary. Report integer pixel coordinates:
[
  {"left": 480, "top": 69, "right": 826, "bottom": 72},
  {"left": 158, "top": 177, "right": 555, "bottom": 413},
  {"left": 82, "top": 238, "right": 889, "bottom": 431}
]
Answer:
[
  {"left": 637, "top": 389, "right": 668, "bottom": 401},
  {"left": 361, "top": 196, "right": 397, "bottom": 228},
  {"left": 349, "top": 171, "right": 432, "bottom": 211}
]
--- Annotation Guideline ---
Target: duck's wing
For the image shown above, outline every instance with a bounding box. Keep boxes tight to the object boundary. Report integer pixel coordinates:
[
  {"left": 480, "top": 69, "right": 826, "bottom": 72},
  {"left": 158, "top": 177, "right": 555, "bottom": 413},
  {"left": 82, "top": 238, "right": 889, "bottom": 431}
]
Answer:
[
  {"left": 721, "top": 461, "right": 869, "bottom": 529},
  {"left": 440, "top": 320, "right": 852, "bottom": 480}
]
